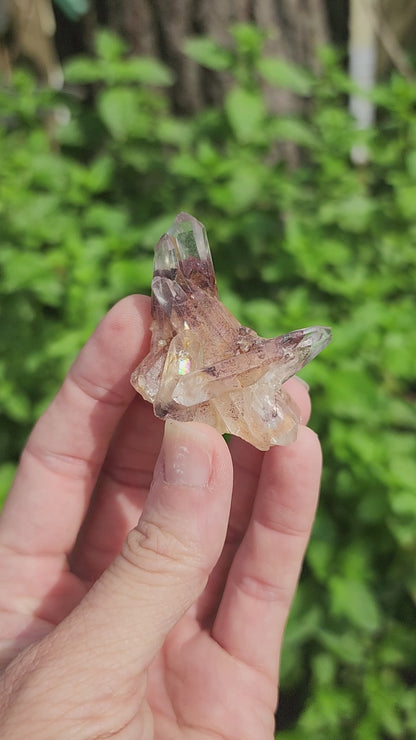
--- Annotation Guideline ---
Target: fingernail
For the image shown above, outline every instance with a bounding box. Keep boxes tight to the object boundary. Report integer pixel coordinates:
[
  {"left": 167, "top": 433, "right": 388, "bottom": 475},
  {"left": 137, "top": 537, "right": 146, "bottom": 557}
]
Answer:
[{"left": 161, "top": 420, "right": 212, "bottom": 487}]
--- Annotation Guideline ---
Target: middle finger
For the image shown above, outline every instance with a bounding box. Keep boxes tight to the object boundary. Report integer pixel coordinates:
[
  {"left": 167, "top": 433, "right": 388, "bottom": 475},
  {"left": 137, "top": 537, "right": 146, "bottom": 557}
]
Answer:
[{"left": 195, "top": 377, "right": 311, "bottom": 622}]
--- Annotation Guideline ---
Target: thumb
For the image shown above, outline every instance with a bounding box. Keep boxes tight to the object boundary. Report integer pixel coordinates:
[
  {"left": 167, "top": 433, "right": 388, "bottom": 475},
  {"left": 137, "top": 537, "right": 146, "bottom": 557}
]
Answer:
[
  {"left": 90, "top": 419, "right": 234, "bottom": 667},
  {"left": 38, "top": 421, "right": 232, "bottom": 689}
]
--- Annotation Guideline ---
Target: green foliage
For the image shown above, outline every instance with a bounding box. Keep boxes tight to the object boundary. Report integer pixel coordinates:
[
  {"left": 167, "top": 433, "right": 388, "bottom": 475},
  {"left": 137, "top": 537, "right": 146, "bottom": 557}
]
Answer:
[
  {"left": 183, "top": 37, "right": 233, "bottom": 71},
  {"left": 1, "top": 27, "right": 416, "bottom": 737},
  {"left": 258, "top": 56, "right": 313, "bottom": 95}
]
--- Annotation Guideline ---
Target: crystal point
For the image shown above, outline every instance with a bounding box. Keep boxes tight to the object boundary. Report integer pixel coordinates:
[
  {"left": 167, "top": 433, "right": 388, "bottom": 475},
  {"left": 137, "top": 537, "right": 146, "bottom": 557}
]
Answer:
[{"left": 131, "top": 213, "right": 331, "bottom": 450}]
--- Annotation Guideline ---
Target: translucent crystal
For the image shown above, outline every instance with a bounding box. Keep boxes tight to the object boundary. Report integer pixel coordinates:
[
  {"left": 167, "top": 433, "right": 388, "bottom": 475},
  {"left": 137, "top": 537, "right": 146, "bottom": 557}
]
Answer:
[{"left": 131, "top": 213, "right": 331, "bottom": 450}]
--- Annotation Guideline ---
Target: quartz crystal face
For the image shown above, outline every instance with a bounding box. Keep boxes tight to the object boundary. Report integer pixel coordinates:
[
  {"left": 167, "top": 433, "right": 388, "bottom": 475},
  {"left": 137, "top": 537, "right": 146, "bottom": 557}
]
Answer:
[{"left": 131, "top": 212, "right": 331, "bottom": 450}]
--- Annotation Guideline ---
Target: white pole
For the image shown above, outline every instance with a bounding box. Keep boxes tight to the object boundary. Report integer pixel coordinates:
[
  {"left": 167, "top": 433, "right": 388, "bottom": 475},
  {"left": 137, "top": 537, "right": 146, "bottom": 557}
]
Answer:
[{"left": 348, "top": 0, "right": 378, "bottom": 164}]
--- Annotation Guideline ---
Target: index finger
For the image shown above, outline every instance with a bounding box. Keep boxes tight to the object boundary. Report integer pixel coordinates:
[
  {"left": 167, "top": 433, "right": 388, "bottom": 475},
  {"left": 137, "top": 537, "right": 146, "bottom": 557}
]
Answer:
[{"left": 0, "top": 295, "right": 151, "bottom": 557}]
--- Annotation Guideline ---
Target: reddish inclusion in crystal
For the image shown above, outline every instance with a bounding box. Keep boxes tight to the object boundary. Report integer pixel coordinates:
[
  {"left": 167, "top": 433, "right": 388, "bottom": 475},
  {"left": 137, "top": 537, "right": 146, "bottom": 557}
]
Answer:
[{"left": 131, "top": 213, "right": 331, "bottom": 450}]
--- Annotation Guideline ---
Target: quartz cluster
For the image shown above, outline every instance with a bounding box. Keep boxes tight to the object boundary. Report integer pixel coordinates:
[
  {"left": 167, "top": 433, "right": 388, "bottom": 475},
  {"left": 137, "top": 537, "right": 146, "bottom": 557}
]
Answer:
[{"left": 131, "top": 213, "right": 331, "bottom": 450}]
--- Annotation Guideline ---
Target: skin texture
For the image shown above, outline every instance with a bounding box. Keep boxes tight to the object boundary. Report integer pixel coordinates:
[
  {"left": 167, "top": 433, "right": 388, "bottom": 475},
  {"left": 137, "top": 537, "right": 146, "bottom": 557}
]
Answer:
[{"left": 0, "top": 295, "right": 322, "bottom": 739}]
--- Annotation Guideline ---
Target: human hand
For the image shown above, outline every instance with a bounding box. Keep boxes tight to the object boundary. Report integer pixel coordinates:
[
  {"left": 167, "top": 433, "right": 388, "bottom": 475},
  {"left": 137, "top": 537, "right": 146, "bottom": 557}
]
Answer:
[{"left": 0, "top": 295, "right": 322, "bottom": 739}]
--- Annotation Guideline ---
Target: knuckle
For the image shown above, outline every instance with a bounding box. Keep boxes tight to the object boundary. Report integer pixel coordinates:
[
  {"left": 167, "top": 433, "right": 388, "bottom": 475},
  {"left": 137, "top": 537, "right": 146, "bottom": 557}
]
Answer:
[
  {"left": 68, "top": 370, "right": 126, "bottom": 407},
  {"left": 238, "top": 573, "right": 294, "bottom": 607},
  {"left": 121, "top": 518, "right": 201, "bottom": 578}
]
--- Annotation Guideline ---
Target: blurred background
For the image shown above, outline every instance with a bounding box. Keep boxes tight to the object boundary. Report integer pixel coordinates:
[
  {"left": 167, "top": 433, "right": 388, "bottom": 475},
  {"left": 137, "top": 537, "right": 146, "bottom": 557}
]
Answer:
[{"left": 1, "top": 1, "right": 416, "bottom": 737}]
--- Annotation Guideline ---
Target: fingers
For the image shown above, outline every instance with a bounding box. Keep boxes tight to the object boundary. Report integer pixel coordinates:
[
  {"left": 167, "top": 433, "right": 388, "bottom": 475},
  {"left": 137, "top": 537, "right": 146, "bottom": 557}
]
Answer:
[
  {"left": 70, "top": 396, "right": 164, "bottom": 582},
  {"left": 0, "top": 295, "right": 151, "bottom": 556},
  {"left": 3, "top": 423, "right": 233, "bottom": 734},
  {"left": 69, "top": 373, "right": 312, "bottom": 584},
  {"left": 229, "top": 377, "right": 311, "bottom": 520},
  {"left": 226, "top": 376, "right": 311, "bottom": 548},
  {"left": 284, "top": 376, "right": 311, "bottom": 425},
  {"left": 212, "top": 425, "right": 322, "bottom": 679},
  {"left": 195, "top": 377, "right": 312, "bottom": 620}
]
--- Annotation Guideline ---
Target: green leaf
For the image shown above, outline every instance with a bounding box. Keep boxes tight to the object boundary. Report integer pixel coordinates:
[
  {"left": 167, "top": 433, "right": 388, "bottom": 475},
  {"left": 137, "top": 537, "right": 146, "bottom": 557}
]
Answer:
[
  {"left": 269, "top": 116, "right": 317, "bottom": 147},
  {"left": 97, "top": 87, "right": 139, "bottom": 140},
  {"left": 64, "top": 57, "right": 104, "bottom": 84},
  {"left": 0, "top": 250, "right": 63, "bottom": 305},
  {"left": 319, "top": 194, "right": 375, "bottom": 233},
  {"left": 83, "top": 155, "right": 114, "bottom": 193},
  {"left": 406, "top": 149, "right": 416, "bottom": 179},
  {"left": 318, "top": 630, "right": 366, "bottom": 665},
  {"left": 65, "top": 55, "right": 173, "bottom": 87},
  {"left": 307, "top": 539, "right": 334, "bottom": 582},
  {"left": 230, "top": 23, "right": 266, "bottom": 55},
  {"left": 330, "top": 578, "right": 381, "bottom": 632},
  {"left": 157, "top": 118, "right": 192, "bottom": 146},
  {"left": 258, "top": 57, "right": 313, "bottom": 96},
  {"left": 389, "top": 458, "right": 416, "bottom": 496},
  {"left": 221, "top": 161, "right": 265, "bottom": 212},
  {"left": 0, "top": 384, "right": 31, "bottom": 422},
  {"left": 44, "top": 330, "right": 86, "bottom": 361},
  {"left": 312, "top": 653, "right": 336, "bottom": 686},
  {"left": 108, "top": 258, "right": 153, "bottom": 296},
  {"left": 395, "top": 183, "right": 416, "bottom": 220},
  {"left": 94, "top": 30, "right": 127, "bottom": 61},
  {"left": 120, "top": 57, "right": 174, "bottom": 86},
  {"left": 225, "top": 87, "right": 265, "bottom": 142},
  {"left": 184, "top": 37, "right": 232, "bottom": 71}
]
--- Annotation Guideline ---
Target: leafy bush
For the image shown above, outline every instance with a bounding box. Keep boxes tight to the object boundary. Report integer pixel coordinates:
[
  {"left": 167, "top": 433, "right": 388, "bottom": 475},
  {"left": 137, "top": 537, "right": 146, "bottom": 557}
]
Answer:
[{"left": 1, "top": 26, "right": 416, "bottom": 738}]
